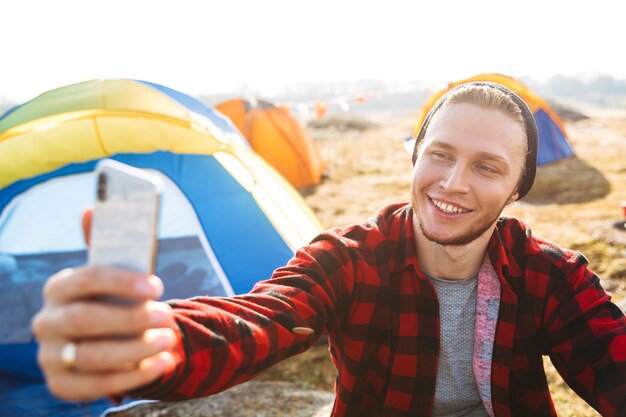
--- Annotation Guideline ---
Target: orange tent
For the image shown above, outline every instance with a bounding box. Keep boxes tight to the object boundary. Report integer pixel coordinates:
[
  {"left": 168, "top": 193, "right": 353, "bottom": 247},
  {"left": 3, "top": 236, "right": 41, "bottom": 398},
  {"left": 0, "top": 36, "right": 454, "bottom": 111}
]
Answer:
[
  {"left": 216, "top": 98, "right": 326, "bottom": 188},
  {"left": 411, "top": 73, "right": 574, "bottom": 165}
]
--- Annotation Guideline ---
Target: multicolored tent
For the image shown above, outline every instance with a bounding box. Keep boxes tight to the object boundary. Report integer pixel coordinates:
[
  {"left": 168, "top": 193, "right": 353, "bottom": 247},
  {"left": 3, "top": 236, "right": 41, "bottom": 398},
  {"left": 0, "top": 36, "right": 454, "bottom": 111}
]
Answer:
[
  {"left": 0, "top": 79, "right": 323, "bottom": 416},
  {"left": 409, "top": 73, "right": 575, "bottom": 166},
  {"left": 216, "top": 98, "right": 326, "bottom": 188}
]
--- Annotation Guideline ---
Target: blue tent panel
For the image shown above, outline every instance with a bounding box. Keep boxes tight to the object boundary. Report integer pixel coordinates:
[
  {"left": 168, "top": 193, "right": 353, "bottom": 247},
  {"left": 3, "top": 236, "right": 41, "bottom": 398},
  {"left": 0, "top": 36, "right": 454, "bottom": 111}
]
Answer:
[
  {"left": 0, "top": 383, "right": 125, "bottom": 417},
  {"left": 534, "top": 109, "right": 574, "bottom": 165}
]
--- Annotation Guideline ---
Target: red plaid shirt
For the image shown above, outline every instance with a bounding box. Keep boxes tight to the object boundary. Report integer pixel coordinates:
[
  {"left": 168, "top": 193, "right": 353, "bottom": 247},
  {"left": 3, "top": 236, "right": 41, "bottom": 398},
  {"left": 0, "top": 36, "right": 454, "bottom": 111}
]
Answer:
[{"left": 136, "top": 203, "right": 626, "bottom": 416}]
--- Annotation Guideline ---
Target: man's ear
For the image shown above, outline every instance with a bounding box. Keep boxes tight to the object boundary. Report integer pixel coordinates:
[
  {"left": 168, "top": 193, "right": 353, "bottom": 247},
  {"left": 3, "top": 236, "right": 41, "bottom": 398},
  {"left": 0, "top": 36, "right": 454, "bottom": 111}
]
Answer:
[{"left": 506, "top": 191, "right": 519, "bottom": 205}]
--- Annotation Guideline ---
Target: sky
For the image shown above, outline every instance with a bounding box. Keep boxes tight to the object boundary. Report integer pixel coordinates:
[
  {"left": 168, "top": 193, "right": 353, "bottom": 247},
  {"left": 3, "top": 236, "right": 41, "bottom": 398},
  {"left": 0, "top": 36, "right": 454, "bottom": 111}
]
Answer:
[{"left": 2, "top": 0, "right": 625, "bottom": 103}]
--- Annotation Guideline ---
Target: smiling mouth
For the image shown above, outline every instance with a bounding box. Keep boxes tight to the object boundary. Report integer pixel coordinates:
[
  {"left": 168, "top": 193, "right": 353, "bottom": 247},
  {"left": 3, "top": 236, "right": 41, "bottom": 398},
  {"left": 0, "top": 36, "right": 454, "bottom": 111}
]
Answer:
[{"left": 430, "top": 198, "right": 471, "bottom": 214}]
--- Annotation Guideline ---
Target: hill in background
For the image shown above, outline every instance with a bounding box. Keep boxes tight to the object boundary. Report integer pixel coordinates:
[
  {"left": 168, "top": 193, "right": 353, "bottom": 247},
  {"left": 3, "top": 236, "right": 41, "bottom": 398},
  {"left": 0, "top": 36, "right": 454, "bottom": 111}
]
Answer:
[
  {"left": 198, "top": 73, "right": 626, "bottom": 115},
  {"left": 2, "top": 73, "right": 625, "bottom": 119}
]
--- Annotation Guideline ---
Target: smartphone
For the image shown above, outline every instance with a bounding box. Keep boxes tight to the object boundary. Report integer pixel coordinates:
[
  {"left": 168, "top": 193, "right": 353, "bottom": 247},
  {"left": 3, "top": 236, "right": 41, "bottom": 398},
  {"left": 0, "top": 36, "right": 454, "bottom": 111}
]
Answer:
[{"left": 88, "top": 159, "right": 163, "bottom": 274}]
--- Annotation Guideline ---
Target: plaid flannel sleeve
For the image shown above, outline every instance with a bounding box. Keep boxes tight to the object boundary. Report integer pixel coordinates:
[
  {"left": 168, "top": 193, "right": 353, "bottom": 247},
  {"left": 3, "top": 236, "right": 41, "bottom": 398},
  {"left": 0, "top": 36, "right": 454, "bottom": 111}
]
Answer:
[
  {"left": 130, "top": 231, "right": 357, "bottom": 401},
  {"left": 543, "top": 251, "right": 626, "bottom": 416}
]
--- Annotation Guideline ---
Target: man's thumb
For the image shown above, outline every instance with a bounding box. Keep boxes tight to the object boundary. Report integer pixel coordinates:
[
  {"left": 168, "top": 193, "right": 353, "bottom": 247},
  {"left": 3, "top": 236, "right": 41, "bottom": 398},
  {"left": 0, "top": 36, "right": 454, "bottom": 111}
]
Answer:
[{"left": 82, "top": 207, "right": 94, "bottom": 246}]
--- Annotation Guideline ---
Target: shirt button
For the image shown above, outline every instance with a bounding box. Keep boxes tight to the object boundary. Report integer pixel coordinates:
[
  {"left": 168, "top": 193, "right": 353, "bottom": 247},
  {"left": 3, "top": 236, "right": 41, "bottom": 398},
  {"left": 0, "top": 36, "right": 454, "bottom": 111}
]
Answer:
[
  {"left": 428, "top": 350, "right": 436, "bottom": 356},
  {"left": 292, "top": 327, "right": 315, "bottom": 336}
]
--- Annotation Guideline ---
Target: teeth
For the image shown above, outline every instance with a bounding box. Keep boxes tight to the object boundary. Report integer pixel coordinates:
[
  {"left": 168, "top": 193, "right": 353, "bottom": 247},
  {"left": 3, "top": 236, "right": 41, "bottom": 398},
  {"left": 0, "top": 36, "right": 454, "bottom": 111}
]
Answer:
[{"left": 431, "top": 199, "right": 468, "bottom": 214}]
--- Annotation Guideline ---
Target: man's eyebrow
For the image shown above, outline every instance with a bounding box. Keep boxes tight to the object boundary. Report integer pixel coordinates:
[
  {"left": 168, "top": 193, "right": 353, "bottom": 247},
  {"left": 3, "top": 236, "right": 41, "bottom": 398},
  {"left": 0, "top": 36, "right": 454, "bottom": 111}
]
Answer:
[
  {"left": 475, "top": 152, "right": 510, "bottom": 165},
  {"left": 429, "top": 140, "right": 510, "bottom": 165},
  {"left": 429, "top": 140, "right": 455, "bottom": 150}
]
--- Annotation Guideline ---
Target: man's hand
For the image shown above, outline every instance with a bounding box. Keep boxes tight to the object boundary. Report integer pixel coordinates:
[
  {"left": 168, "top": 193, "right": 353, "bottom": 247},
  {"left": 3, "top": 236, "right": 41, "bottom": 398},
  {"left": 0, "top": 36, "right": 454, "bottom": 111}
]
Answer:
[
  {"left": 32, "top": 266, "right": 179, "bottom": 401},
  {"left": 31, "top": 209, "right": 179, "bottom": 401}
]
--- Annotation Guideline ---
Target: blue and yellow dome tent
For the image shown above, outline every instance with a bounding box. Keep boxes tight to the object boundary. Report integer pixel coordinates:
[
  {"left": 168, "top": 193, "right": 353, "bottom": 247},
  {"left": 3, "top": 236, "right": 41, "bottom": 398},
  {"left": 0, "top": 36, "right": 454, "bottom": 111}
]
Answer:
[
  {"left": 0, "top": 79, "right": 323, "bottom": 416},
  {"left": 408, "top": 73, "right": 575, "bottom": 166}
]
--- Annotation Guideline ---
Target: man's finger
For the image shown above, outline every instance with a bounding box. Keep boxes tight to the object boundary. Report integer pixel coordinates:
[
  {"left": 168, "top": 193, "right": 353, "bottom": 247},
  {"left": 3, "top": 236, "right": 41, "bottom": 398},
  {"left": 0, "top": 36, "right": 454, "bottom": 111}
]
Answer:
[
  {"left": 38, "top": 328, "right": 178, "bottom": 373},
  {"left": 44, "top": 265, "right": 163, "bottom": 304},
  {"left": 46, "top": 352, "right": 175, "bottom": 402},
  {"left": 82, "top": 207, "right": 93, "bottom": 247},
  {"left": 33, "top": 300, "right": 174, "bottom": 339}
]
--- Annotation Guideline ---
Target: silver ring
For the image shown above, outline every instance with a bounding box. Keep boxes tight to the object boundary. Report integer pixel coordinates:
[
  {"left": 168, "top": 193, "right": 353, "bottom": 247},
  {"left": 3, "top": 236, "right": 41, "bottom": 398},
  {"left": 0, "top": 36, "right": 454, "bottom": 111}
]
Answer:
[{"left": 61, "top": 342, "right": 78, "bottom": 370}]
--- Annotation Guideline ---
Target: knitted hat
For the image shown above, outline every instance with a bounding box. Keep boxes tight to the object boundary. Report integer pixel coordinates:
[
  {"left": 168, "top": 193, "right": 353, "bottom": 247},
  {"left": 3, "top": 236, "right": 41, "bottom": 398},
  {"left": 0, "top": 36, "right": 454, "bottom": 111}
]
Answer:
[{"left": 411, "top": 82, "right": 538, "bottom": 200}]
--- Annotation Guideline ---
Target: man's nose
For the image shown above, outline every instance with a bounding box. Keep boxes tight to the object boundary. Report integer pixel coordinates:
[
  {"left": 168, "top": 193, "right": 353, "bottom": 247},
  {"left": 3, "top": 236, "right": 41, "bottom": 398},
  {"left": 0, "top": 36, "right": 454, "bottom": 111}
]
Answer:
[{"left": 439, "top": 163, "right": 470, "bottom": 193}]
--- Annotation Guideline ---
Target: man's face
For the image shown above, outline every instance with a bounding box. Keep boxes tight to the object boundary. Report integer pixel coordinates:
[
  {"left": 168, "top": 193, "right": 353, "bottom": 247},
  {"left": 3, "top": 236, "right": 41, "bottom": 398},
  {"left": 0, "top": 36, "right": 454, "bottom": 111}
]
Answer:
[{"left": 411, "top": 102, "right": 526, "bottom": 246}]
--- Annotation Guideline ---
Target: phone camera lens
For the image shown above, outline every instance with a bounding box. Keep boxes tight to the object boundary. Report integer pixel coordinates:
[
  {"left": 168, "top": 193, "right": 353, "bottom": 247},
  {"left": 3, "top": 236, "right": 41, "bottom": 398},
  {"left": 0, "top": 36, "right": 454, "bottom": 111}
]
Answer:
[{"left": 97, "top": 172, "right": 107, "bottom": 201}]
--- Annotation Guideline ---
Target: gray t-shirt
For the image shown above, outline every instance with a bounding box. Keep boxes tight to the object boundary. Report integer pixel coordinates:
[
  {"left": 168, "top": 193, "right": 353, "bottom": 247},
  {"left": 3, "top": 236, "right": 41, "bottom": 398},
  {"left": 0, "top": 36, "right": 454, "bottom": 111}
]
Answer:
[{"left": 426, "top": 272, "right": 489, "bottom": 417}]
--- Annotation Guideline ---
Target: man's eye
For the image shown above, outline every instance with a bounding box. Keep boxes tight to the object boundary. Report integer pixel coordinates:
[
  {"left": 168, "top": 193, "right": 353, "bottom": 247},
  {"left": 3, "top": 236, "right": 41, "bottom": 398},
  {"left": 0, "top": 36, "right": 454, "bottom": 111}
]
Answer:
[
  {"left": 477, "top": 164, "right": 498, "bottom": 174},
  {"left": 431, "top": 151, "right": 450, "bottom": 160}
]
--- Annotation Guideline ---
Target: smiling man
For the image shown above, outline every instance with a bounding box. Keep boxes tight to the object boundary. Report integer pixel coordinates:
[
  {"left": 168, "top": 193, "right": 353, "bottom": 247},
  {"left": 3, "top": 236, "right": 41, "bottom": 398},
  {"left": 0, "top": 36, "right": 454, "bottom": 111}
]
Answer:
[{"left": 33, "top": 83, "right": 626, "bottom": 417}]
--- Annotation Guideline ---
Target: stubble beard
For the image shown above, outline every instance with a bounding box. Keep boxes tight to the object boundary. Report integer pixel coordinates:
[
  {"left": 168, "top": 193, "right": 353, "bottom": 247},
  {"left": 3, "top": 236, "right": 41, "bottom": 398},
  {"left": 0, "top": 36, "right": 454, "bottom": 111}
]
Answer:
[{"left": 411, "top": 197, "right": 505, "bottom": 247}]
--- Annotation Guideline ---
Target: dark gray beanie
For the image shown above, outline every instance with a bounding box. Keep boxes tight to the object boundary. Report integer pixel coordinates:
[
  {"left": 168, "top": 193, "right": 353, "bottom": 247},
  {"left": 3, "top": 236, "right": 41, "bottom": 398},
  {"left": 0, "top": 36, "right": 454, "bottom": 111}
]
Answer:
[{"left": 411, "top": 81, "right": 538, "bottom": 200}]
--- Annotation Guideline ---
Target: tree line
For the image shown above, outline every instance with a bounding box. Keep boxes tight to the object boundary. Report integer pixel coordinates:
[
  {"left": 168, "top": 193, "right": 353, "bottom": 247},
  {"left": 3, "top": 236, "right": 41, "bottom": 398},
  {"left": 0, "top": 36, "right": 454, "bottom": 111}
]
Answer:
[{"left": 525, "top": 74, "right": 626, "bottom": 107}]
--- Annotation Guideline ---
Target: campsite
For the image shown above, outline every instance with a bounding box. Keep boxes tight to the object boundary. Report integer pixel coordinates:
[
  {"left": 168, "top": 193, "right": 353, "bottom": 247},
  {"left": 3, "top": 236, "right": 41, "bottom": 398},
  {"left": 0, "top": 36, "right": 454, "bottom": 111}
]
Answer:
[
  {"left": 105, "top": 86, "right": 625, "bottom": 417},
  {"left": 258, "top": 101, "right": 626, "bottom": 417},
  {"left": 0, "top": 75, "right": 625, "bottom": 416},
  {"left": 3, "top": 0, "right": 626, "bottom": 414}
]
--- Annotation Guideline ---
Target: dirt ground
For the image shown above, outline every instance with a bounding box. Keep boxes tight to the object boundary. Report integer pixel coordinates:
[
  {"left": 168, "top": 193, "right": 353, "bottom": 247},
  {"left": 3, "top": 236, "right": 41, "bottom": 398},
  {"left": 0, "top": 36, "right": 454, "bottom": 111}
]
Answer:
[{"left": 258, "top": 105, "right": 626, "bottom": 417}]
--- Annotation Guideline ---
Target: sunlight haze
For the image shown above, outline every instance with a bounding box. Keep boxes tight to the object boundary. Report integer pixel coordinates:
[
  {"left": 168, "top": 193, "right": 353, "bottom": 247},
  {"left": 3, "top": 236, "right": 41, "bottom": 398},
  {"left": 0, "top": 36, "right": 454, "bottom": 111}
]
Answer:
[{"left": 2, "top": 0, "right": 624, "bottom": 103}]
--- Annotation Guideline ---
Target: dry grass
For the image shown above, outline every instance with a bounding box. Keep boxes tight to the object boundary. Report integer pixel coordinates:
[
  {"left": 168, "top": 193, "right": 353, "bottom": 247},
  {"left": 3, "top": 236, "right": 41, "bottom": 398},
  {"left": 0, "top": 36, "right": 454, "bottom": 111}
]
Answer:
[{"left": 259, "top": 107, "right": 626, "bottom": 416}]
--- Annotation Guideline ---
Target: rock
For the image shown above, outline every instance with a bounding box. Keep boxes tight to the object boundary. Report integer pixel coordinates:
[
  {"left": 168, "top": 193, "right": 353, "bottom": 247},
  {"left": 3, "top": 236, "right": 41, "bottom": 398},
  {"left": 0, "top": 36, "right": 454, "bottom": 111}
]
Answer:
[
  {"left": 617, "top": 298, "right": 626, "bottom": 314},
  {"left": 589, "top": 221, "right": 626, "bottom": 246},
  {"left": 104, "top": 380, "right": 334, "bottom": 417}
]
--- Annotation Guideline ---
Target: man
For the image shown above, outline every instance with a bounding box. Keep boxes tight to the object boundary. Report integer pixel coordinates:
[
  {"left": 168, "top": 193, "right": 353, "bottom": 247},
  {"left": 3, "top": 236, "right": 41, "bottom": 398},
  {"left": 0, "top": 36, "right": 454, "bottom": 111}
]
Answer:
[{"left": 33, "top": 82, "right": 626, "bottom": 416}]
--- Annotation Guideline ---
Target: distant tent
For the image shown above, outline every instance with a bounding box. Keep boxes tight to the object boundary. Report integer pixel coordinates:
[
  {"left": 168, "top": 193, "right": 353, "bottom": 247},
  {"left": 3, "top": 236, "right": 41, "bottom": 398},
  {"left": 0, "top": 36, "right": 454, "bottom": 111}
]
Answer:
[
  {"left": 0, "top": 79, "right": 323, "bottom": 417},
  {"left": 216, "top": 98, "right": 326, "bottom": 188},
  {"left": 409, "top": 73, "right": 575, "bottom": 165}
]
